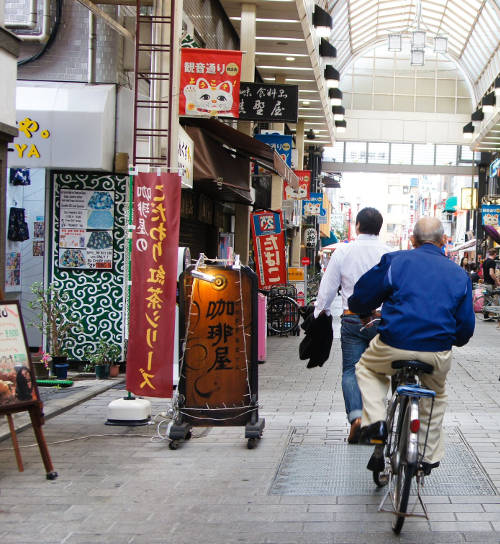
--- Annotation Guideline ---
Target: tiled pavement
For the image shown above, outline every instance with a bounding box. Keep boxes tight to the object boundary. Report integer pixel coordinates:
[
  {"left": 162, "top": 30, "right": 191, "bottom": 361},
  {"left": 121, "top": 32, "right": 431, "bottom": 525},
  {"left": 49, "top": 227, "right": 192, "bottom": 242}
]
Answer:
[{"left": 0, "top": 308, "right": 499, "bottom": 544}]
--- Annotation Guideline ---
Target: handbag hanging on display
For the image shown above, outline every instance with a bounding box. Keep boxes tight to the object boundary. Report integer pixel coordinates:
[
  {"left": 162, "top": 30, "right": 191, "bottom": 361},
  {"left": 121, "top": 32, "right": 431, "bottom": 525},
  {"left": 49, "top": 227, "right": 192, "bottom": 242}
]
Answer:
[{"left": 8, "top": 207, "right": 30, "bottom": 242}]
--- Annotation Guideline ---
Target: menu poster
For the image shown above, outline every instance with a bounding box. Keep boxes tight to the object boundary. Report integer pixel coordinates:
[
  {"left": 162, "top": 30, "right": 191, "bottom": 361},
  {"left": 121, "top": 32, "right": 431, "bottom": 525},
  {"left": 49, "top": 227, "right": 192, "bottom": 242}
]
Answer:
[
  {"left": 5, "top": 252, "right": 21, "bottom": 291},
  {"left": 0, "top": 302, "right": 39, "bottom": 408},
  {"left": 58, "top": 189, "right": 114, "bottom": 270}
]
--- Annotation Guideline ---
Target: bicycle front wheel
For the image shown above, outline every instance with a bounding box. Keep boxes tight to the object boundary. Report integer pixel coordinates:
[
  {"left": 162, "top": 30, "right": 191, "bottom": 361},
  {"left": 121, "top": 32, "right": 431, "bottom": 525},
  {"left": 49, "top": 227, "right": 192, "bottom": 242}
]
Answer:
[
  {"left": 392, "top": 399, "right": 416, "bottom": 534},
  {"left": 267, "top": 295, "right": 300, "bottom": 335}
]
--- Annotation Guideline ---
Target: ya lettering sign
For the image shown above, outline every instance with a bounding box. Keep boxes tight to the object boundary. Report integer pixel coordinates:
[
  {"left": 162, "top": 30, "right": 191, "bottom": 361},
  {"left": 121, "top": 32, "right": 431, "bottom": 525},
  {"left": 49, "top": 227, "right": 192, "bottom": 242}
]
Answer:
[
  {"left": 180, "top": 48, "right": 242, "bottom": 118},
  {"left": 12, "top": 116, "right": 50, "bottom": 160},
  {"left": 251, "top": 211, "right": 287, "bottom": 289},
  {"left": 126, "top": 172, "right": 181, "bottom": 398}
]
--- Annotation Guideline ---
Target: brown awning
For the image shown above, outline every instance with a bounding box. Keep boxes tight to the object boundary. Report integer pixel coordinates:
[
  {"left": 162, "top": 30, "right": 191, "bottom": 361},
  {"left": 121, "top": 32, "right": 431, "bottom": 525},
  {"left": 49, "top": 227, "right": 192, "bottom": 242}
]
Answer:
[
  {"left": 183, "top": 125, "right": 253, "bottom": 204},
  {"left": 181, "top": 118, "right": 299, "bottom": 189}
]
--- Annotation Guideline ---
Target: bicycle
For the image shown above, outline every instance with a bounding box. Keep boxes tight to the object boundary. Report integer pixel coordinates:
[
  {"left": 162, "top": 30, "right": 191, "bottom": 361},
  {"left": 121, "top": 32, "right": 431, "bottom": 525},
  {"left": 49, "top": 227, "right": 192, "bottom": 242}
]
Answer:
[
  {"left": 473, "top": 287, "right": 500, "bottom": 322},
  {"left": 264, "top": 285, "right": 300, "bottom": 336},
  {"left": 368, "top": 359, "right": 436, "bottom": 534}
]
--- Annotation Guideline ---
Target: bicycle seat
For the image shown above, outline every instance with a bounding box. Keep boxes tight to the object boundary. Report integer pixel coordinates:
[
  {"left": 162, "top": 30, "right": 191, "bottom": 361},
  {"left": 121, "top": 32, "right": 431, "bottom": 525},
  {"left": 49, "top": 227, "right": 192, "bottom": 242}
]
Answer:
[{"left": 391, "top": 360, "right": 434, "bottom": 374}]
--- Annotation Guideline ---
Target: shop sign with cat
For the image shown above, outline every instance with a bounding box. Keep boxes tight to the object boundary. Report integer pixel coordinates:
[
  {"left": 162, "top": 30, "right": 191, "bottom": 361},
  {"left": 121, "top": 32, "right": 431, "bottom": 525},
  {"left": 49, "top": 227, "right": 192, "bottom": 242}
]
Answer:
[{"left": 180, "top": 48, "right": 242, "bottom": 119}]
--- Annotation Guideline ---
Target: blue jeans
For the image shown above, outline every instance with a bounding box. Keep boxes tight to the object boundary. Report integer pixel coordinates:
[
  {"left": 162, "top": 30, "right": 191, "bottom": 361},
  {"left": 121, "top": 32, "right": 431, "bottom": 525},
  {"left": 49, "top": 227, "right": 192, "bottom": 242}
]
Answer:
[{"left": 340, "top": 315, "right": 378, "bottom": 423}]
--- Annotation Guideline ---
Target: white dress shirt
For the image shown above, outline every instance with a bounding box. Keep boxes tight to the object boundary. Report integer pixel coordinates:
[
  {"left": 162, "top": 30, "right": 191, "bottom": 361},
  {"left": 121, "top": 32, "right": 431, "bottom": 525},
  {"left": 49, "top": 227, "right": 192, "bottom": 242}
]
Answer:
[{"left": 314, "top": 234, "right": 392, "bottom": 318}]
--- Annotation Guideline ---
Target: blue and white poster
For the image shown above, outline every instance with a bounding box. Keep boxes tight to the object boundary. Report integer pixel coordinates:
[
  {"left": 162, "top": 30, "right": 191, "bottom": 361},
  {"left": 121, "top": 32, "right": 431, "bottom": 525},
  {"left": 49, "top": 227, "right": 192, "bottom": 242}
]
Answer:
[
  {"left": 482, "top": 204, "right": 500, "bottom": 227},
  {"left": 254, "top": 133, "right": 293, "bottom": 167},
  {"left": 302, "top": 193, "right": 326, "bottom": 218}
]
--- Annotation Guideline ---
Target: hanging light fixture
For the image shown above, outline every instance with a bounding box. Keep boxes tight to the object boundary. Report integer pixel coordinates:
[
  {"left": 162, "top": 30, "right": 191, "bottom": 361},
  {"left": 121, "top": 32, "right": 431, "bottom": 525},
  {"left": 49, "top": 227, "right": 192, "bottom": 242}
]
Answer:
[
  {"left": 335, "top": 120, "right": 346, "bottom": 133},
  {"left": 388, "top": 34, "right": 402, "bottom": 52},
  {"left": 482, "top": 92, "right": 496, "bottom": 113},
  {"left": 324, "top": 65, "right": 339, "bottom": 88},
  {"left": 471, "top": 108, "right": 484, "bottom": 129},
  {"left": 387, "top": 0, "right": 447, "bottom": 67},
  {"left": 319, "top": 38, "right": 336, "bottom": 63},
  {"left": 412, "top": 30, "right": 426, "bottom": 49},
  {"left": 434, "top": 36, "right": 448, "bottom": 53},
  {"left": 332, "top": 105, "right": 345, "bottom": 121},
  {"left": 312, "top": 4, "right": 332, "bottom": 38},
  {"left": 462, "top": 122, "right": 474, "bottom": 140},
  {"left": 410, "top": 48, "right": 425, "bottom": 66},
  {"left": 329, "top": 88, "right": 342, "bottom": 106}
]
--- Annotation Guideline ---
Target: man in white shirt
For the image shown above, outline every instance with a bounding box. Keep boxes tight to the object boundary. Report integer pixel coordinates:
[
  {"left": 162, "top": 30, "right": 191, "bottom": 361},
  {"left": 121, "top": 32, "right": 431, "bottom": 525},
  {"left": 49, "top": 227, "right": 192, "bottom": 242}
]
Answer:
[{"left": 314, "top": 208, "right": 391, "bottom": 443}]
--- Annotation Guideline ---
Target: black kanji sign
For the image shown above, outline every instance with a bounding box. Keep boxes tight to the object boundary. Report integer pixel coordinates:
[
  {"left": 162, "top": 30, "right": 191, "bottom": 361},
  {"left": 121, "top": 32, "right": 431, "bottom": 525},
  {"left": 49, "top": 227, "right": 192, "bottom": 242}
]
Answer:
[{"left": 239, "top": 83, "right": 298, "bottom": 123}]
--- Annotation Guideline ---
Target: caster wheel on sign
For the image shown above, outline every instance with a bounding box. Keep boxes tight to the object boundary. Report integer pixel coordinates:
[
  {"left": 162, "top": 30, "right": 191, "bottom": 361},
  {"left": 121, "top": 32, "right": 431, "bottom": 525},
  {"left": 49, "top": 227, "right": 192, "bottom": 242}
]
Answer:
[
  {"left": 247, "top": 438, "right": 257, "bottom": 449},
  {"left": 169, "top": 440, "right": 179, "bottom": 450},
  {"left": 46, "top": 471, "right": 58, "bottom": 480}
]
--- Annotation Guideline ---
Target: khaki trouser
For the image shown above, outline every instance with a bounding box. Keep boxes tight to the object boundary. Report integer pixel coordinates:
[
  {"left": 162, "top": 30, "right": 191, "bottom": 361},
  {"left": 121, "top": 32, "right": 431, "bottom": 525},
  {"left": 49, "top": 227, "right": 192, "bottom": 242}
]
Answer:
[{"left": 355, "top": 334, "right": 452, "bottom": 464}]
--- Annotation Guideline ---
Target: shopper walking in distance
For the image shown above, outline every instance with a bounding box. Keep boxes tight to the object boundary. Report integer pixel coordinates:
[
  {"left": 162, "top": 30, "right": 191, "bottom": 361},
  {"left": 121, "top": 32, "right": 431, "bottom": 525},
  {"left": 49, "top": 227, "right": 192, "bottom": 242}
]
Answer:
[
  {"left": 314, "top": 208, "right": 392, "bottom": 444},
  {"left": 483, "top": 248, "right": 499, "bottom": 290}
]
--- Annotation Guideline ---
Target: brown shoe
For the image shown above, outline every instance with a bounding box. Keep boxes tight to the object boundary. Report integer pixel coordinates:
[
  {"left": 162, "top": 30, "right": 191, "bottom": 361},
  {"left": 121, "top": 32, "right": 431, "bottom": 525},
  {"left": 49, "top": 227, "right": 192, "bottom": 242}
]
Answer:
[{"left": 348, "top": 418, "right": 362, "bottom": 444}]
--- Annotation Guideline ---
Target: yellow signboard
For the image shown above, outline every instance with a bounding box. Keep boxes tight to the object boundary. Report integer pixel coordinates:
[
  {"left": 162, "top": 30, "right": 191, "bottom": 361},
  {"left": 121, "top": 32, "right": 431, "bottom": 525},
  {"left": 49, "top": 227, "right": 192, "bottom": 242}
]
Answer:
[
  {"left": 288, "top": 267, "right": 305, "bottom": 282},
  {"left": 461, "top": 187, "right": 477, "bottom": 210}
]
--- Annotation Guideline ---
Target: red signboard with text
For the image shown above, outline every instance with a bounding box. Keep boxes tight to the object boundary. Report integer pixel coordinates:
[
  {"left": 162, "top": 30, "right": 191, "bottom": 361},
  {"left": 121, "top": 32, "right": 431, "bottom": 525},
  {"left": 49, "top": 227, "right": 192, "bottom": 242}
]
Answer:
[
  {"left": 126, "top": 172, "right": 181, "bottom": 397},
  {"left": 180, "top": 48, "right": 242, "bottom": 118},
  {"left": 283, "top": 170, "right": 311, "bottom": 200},
  {"left": 251, "top": 211, "right": 287, "bottom": 290}
]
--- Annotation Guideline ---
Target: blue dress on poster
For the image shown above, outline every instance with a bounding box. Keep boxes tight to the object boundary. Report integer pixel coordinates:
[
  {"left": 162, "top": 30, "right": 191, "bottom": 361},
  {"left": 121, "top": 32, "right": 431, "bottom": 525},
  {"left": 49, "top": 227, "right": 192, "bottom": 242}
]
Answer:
[{"left": 87, "top": 191, "right": 114, "bottom": 230}]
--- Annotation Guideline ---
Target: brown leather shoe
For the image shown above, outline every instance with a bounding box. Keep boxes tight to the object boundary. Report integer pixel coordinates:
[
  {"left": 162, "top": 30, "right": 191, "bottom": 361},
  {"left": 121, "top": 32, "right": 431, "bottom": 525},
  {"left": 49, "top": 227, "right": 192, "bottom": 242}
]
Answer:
[{"left": 348, "top": 418, "right": 361, "bottom": 444}]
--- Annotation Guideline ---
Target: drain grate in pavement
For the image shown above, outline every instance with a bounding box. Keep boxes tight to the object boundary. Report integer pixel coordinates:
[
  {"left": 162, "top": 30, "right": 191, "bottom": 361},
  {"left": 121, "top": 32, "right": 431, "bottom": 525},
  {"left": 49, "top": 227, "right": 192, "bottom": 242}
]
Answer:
[{"left": 269, "top": 427, "right": 498, "bottom": 496}]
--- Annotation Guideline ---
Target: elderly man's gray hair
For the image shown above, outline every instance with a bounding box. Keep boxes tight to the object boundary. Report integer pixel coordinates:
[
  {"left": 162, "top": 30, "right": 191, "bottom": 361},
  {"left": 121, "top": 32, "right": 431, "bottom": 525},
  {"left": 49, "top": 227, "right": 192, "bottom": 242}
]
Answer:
[{"left": 413, "top": 217, "right": 444, "bottom": 244}]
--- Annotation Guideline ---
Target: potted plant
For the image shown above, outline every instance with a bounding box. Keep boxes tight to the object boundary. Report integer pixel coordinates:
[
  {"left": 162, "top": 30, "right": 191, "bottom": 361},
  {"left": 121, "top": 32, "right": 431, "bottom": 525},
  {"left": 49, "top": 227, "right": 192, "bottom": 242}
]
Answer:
[
  {"left": 28, "top": 282, "right": 80, "bottom": 378},
  {"left": 84, "top": 339, "right": 121, "bottom": 379}
]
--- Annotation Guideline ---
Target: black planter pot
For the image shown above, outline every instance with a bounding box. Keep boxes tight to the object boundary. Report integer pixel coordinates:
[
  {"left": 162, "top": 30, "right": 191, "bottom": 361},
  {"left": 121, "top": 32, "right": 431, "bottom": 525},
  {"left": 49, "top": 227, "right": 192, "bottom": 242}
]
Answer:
[{"left": 51, "top": 355, "right": 67, "bottom": 375}]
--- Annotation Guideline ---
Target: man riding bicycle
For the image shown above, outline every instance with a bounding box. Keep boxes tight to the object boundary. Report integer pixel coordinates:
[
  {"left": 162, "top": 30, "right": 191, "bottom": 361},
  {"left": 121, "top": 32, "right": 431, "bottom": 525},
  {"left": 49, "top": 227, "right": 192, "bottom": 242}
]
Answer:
[{"left": 348, "top": 217, "right": 475, "bottom": 474}]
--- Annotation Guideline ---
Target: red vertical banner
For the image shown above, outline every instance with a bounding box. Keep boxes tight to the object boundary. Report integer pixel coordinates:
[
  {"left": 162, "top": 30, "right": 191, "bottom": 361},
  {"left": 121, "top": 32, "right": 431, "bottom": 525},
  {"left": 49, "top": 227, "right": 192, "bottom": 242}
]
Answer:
[
  {"left": 126, "top": 172, "right": 181, "bottom": 397},
  {"left": 179, "top": 48, "right": 242, "bottom": 118},
  {"left": 283, "top": 170, "right": 311, "bottom": 200},
  {"left": 251, "top": 211, "right": 287, "bottom": 290}
]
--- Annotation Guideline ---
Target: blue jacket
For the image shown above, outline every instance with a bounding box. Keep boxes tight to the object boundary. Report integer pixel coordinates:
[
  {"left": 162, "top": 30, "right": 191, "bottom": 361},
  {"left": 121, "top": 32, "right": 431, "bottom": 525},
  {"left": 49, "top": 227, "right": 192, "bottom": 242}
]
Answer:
[{"left": 348, "top": 243, "right": 475, "bottom": 352}]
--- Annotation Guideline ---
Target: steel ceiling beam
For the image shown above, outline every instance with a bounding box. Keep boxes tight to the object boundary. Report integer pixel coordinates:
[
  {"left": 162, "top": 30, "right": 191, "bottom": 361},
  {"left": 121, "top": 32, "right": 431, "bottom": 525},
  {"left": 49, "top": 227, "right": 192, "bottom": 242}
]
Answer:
[{"left": 74, "top": 0, "right": 134, "bottom": 42}]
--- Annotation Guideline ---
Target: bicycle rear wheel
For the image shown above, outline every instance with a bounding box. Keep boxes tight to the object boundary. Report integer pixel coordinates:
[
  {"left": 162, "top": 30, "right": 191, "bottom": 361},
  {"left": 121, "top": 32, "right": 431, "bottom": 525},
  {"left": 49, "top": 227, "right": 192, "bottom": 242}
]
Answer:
[
  {"left": 392, "top": 399, "right": 416, "bottom": 534},
  {"left": 267, "top": 295, "right": 300, "bottom": 335}
]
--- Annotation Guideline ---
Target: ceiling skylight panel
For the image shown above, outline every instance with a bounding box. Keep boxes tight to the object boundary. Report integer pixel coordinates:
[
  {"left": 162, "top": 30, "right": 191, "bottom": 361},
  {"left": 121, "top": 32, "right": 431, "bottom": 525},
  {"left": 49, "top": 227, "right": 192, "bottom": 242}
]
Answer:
[
  {"left": 350, "top": 0, "right": 377, "bottom": 13},
  {"left": 350, "top": 23, "right": 376, "bottom": 39},
  {"left": 469, "top": 19, "right": 494, "bottom": 53},
  {"left": 473, "top": 22, "right": 497, "bottom": 53},
  {"left": 450, "top": 0, "right": 482, "bottom": 18},
  {"left": 444, "top": 4, "right": 475, "bottom": 26},
  {"left": 446, "top": 35, "right": 464, "bottom": 55},
  {"left": 477, "top": 6, "right": 500, "bottom": 44},
  {"left": 350, "top": 8, "right": 378, "bottom": 28},
  {"left": 422, "top": 4, "right": 445, "bottom": 19},
  {"left": 380, "top": 0, "right": 411, "bottom": 10},
  {"left": 351, "top": 30, "right": 377, "bottom": 49},
  {"left": 440, "top": 12, "right": 472, "bottom": 36},
  {"left": 462, "top": 45, "right": 486, "bottom": 79},
  {"left": 461, "top": 54, "right": 479, "bottom": 81},
  {"left": 377, "top": 13, "right": 410, "bottom": 24}
]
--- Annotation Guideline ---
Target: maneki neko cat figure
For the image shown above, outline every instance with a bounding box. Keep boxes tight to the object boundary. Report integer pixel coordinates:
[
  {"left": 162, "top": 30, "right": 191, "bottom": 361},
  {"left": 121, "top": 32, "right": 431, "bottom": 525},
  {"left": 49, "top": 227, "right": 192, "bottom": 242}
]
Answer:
[{"left": 184, "top": 78, "right": 234, "bottom": 117}]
